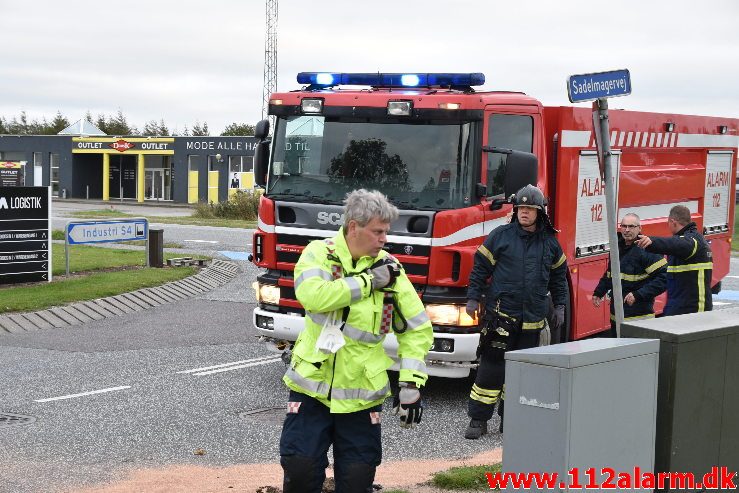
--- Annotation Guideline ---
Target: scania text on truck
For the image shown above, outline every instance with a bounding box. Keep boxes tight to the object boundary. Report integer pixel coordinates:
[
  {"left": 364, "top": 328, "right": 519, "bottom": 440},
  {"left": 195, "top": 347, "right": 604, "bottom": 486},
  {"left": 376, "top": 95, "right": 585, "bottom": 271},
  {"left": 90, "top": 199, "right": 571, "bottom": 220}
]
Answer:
[{"left": 250, "top": 71, "right": 737, "bottom": 378}]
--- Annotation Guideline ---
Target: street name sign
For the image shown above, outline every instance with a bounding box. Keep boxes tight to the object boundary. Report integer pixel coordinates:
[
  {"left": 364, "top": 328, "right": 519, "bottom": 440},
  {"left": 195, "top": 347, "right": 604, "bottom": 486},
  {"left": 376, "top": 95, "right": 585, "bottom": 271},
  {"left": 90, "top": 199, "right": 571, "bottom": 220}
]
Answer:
[
  {"left": 0, "top": 186, "right": 52, "bottom": 284},
  {"left": 66, "top": 220, "right": 148, "bottom": 245},
  {"left": 567, "top": 69, "right": 631, "bottom": 103}
]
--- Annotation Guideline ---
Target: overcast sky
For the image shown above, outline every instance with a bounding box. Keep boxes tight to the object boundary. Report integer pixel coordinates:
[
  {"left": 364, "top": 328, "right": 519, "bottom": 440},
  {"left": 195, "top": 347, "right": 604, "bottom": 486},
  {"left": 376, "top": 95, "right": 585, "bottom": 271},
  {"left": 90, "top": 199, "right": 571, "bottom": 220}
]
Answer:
[{"left": 1, "top": 0, "right": 737, "bottom": 135}]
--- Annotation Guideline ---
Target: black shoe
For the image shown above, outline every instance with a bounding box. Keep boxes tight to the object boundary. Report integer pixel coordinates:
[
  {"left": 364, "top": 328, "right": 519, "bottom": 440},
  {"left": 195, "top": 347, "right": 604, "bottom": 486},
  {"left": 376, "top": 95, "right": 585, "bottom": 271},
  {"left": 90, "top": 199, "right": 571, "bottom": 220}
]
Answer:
[{"left": 464, "top": 419, "right": 488, "bottom": 439}]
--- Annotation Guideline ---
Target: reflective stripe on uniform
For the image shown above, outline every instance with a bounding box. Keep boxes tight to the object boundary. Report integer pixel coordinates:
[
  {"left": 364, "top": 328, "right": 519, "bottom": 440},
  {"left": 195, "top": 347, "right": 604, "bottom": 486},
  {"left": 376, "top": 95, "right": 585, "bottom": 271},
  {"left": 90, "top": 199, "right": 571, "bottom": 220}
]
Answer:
[
  {"left": 645, "top": 258, "right": 667, "bottom": 274},
  {"left": 686, "top": 237, "right": 699, "bottom": 259},
  {"left": 405, "top": 309, "right": 430, "bottom": 330},
  {"left": 332, "top": 384, "right": 390, "bottom": 402},
  {"left": 342, "top": 324, "right": 384, "bottom": 344},
  {"left": 306, "top": 313, "right": 383, "bottom": 344},
  {"left": 343, "top": 276, "right": 363, "bottom": 301},
  {"left": 285, "top": 366, "right": 330, "bottom": 395},
  {"left": 470, "top": 384, "right": 500, "bottom": 404},
  {"left": 400, "top": 358, "right": 426, "bottom": 373},
  {"left": 522, "top": 319, "right": 546, "bottom": 330},
  {"left": 551, "top": 253, "right": 567, "bottom": 269},
  {"left": 698, "top": 269, "right": 706, "bottom": 312},
  {"left": 477, "top": 245, "right": 496, "bottom": 266},
  {"left": 294, "top": 268, "right": 333, "bottom": 290},
  {"left": 621, "top": 272, "right": 650, "bottom": 282},
  {"left": 666, "top": 262, "right": 713, "bottom": 273}
]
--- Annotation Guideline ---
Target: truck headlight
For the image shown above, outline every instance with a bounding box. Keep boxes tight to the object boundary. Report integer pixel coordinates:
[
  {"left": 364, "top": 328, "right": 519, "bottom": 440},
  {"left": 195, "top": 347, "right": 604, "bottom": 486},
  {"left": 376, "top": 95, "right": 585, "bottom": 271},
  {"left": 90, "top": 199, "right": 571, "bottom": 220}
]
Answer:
[
  {"left": 425, "top": 304, "right": 477, "bottom": 326},
  {"left": 253, "top": 282, "right": 280, "bottom": 304}
]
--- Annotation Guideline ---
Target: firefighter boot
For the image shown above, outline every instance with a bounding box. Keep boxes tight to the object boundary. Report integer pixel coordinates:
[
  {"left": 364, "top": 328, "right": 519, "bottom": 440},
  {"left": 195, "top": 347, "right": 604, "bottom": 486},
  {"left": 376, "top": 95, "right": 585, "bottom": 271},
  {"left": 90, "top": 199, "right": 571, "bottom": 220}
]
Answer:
[{"left": 464, "top": 419, "right": 488, "bottom": 439}]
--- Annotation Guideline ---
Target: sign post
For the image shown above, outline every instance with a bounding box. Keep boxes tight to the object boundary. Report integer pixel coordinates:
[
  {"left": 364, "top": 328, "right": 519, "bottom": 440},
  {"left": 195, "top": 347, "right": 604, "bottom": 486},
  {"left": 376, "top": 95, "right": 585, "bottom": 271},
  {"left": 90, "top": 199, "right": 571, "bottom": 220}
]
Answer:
[
  {"left": 0, "top": 186, "right": 52, "bottom": 285},
  {"left": 567, "top": 69, "right": 632, "bottom": 337},
  {"left": 65, "top": 218, "right": 149, "bottom": 276}
]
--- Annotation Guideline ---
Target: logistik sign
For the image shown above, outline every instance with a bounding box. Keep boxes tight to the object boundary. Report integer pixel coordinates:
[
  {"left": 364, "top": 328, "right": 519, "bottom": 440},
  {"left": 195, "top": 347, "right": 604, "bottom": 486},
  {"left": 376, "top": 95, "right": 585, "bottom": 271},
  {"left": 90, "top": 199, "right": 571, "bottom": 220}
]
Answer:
[{"left": 567, "top": 69, "right": 631, "bottom": 103}]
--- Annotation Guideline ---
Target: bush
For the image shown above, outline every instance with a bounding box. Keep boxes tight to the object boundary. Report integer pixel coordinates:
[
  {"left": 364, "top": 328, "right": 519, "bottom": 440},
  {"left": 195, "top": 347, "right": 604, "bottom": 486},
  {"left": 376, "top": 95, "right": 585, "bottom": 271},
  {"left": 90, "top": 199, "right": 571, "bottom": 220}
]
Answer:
[{"left": 192, "top": 191, "right": 260, "bottom": 220}]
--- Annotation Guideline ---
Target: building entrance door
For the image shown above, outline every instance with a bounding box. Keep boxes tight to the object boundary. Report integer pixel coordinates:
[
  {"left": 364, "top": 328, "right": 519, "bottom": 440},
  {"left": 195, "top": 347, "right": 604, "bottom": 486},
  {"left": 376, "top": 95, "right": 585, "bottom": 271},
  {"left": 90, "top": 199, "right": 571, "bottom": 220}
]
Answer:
[{"left": 145, "top": 169, "right": 165, "bottom": 200}]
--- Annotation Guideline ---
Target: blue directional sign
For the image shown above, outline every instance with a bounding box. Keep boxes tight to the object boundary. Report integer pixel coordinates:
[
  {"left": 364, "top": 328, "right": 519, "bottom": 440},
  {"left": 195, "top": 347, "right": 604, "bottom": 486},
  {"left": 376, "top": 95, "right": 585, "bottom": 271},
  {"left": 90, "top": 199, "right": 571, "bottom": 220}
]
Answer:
[
  {"left": 567, "top": 69, "right": 631, "bottom": 103},
  {"left": 66, "top": 219, "right": 148, "bottom": 245}
]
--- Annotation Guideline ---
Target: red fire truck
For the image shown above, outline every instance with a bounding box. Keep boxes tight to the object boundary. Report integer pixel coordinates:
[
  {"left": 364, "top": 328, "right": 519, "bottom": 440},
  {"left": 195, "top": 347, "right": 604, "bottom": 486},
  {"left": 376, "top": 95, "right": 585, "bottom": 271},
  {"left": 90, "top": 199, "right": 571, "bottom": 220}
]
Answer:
[{"left": 250, "top": 72, "right": 737, "bottom": 378}]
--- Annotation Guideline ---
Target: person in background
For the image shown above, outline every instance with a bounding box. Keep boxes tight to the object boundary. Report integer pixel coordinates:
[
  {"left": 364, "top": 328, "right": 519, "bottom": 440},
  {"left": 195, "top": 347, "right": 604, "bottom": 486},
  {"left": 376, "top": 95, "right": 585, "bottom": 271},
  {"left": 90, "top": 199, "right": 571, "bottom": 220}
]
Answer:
[
  {"left": 634, "top": 205, "right": 712, "bottom": 315},
  {"left": 592, "top": 213, "right": 667, "bottom": 335}
]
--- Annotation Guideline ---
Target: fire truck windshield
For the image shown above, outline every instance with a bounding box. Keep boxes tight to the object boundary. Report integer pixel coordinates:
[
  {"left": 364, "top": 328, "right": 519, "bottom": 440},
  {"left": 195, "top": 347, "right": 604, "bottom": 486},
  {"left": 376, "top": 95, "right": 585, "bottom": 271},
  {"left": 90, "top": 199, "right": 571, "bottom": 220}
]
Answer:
[{"left": 267, "top": 115, "right": 478, "bottom": 210}]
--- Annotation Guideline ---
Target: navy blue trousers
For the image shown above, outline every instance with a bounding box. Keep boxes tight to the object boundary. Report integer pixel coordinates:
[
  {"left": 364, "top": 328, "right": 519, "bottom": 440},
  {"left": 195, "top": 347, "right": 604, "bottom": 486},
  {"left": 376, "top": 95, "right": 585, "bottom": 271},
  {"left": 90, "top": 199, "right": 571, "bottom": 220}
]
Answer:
[{"left": 280, "top": 391, "right": 382, "bottom": 493}]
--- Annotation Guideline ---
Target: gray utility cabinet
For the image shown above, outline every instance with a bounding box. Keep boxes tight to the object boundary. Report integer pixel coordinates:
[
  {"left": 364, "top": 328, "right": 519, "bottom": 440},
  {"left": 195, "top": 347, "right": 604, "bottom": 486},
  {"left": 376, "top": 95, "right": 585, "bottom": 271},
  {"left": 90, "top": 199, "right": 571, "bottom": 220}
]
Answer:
[
  {"left": 502, "top": 338, "right": 659, "bottom": 493},
  {"left": 623, "top": 309, "right": 739, "bottom": 489}
]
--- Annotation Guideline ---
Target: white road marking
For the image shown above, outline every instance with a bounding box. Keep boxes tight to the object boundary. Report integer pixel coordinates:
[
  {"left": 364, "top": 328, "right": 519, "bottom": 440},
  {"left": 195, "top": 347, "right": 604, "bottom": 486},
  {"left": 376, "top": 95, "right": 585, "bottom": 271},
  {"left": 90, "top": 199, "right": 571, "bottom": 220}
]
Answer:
[
  {"left": 34, "top": 386, "right": 131, "bottom": 403},
  {"left": 712, "top": 301, "right": 732, "bottom": 306},
  {"left": 192, "top": 358, "right": 282, "bottom": 376},
  {"left": 725, "top": 275, "right": 739, "bottom": 279},
  {"left": 177, "top": 355, "right": 281, "bottom": 375},
  {"left": 183, "top": 239, "right": 219, "bottom": 244}
]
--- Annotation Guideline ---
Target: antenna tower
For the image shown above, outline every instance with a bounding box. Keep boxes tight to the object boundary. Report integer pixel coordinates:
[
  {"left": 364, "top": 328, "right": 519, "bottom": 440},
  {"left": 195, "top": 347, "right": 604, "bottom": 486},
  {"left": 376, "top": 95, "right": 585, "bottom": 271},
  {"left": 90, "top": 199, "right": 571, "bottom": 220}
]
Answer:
[{"left": 262, "top": 0, "right": 278, "bottom": 121}]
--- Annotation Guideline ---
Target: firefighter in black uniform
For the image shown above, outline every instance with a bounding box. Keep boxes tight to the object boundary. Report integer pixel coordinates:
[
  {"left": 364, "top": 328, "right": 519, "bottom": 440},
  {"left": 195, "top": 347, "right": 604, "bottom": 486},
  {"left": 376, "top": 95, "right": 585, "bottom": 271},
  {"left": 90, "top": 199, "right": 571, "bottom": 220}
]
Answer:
[
  {"left": 464, "top": 185, "right": 569, "bottom": 439},
  {"left": 634, "top": 205, "right": 713, "bottom": 315},
  {"left": 592, "top": 213, "right": 667, "bottom": 335}
]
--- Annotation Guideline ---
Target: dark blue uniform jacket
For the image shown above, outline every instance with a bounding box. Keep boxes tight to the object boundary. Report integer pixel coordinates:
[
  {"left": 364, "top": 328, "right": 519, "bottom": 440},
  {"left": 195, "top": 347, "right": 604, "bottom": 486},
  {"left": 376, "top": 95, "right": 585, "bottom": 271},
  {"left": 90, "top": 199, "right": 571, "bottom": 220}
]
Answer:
[
  {"left": 593, "top": 234, "right": 667, "bottom": 320},
  {"left": 644, "top": 222, "right": 712, "bottom": 315},
  {"left": 467, "top": 222, "right": 569, "bottom": 330}
]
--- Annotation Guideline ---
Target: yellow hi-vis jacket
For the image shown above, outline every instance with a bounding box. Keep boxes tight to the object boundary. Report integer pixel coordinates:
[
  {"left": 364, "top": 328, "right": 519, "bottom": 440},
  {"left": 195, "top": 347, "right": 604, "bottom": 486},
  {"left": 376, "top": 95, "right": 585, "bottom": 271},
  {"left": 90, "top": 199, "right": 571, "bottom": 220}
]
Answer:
[{"left": 284, "top": 229, "right": 433, "bottom": 413}]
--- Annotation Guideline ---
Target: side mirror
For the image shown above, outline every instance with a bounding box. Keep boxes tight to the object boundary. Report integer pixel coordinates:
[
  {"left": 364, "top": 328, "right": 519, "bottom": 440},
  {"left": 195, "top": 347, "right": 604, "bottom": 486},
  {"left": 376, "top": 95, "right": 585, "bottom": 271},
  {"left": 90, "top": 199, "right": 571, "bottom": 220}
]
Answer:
[
  {"left": 501, "top": 150, "right": 538, "bottom": 198},
  {"left": 254, "top": 140, "right": 270, "bottom": 187},
  {"left": 255, "top": 119, "right": 270, "bottom": 140}
]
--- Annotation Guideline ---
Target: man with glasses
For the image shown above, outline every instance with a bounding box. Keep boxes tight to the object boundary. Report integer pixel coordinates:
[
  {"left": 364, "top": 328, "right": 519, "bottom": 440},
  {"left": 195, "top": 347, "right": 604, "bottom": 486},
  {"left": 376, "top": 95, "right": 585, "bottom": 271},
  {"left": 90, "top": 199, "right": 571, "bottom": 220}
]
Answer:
[
  {"left": 634, "top": 205, "right": 713, "bottom": 315},
  {"left": 593, "top": 213, "right": 667, "bottom": 335}
]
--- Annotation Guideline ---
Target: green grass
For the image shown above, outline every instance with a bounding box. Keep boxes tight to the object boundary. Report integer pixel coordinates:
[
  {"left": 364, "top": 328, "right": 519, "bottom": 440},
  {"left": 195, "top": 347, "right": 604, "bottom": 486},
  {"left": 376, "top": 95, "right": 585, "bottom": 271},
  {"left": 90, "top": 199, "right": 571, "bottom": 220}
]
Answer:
[
  {"left": 68, "top": 209, "right": 254, "bottom": 229},
  {"left": 0, "top": 266, "right": 196, "bottom": 313},
  {"left": 431, "top": 463, "right": 502, "bottom": 491}
]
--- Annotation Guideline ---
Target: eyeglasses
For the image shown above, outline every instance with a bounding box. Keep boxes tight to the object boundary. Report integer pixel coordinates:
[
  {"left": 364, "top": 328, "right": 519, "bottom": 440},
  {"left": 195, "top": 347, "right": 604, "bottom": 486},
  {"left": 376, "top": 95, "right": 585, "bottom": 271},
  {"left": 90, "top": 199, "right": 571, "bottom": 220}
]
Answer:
[{"left": 620, "top": 224, "right": 639, "bottom": 229}]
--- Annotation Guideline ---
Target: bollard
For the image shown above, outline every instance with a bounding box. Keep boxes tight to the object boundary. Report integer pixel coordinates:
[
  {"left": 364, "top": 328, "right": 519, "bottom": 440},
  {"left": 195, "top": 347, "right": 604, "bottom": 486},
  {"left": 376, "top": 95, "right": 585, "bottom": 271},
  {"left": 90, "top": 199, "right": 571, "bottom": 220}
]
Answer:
[{"left": 148, "top": 229, "right": 164, "bottom": 268}]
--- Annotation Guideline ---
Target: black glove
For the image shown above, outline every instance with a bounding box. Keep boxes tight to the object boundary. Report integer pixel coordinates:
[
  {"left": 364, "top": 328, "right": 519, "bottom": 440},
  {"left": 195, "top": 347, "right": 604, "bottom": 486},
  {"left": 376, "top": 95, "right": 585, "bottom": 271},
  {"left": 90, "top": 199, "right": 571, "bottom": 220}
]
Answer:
[
  {"left": 552, "top": 305, "right": 565, "bottom": 331},
  {"left": 465, "top": 299, "right": 479, "bottom": 318},
  {"left": 392, "top": 385, "right": 423, "bottom": 429}
]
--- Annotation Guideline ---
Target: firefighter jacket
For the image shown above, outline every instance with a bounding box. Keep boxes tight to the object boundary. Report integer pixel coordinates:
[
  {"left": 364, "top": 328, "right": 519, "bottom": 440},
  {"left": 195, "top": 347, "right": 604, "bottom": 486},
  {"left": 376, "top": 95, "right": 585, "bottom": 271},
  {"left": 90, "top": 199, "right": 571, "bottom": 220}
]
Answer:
[
  {"left": 467, "top": 222, "right": 569, "bottom": 330},
  {"left": 645, "top": 222, "right": 713, "bottom": 315},
  {"left": 593, "top": 234, "right": 667, "bottom": 321},
  {"left": 285, "top": 229, "right": 433, "bottom": 413}
]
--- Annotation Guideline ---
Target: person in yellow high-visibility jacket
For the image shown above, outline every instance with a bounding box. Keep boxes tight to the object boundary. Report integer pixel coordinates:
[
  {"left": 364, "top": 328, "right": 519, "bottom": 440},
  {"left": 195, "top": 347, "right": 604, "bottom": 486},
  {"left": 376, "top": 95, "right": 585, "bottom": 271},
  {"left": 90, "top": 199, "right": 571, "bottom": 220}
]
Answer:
[{"left": 280, "top": 189, "right": 433, "bottom": 493}]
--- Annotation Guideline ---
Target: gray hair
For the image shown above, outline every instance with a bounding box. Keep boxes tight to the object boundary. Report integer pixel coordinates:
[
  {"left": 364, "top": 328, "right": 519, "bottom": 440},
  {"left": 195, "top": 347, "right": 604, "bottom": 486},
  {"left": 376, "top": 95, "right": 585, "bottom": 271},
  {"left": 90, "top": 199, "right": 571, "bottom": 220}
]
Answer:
[
  {"left": 622, "top": 212, "right": 641, "bottom": 225},
  {"left": 343, "top": 189, "right": 398, "bottom": 229}
]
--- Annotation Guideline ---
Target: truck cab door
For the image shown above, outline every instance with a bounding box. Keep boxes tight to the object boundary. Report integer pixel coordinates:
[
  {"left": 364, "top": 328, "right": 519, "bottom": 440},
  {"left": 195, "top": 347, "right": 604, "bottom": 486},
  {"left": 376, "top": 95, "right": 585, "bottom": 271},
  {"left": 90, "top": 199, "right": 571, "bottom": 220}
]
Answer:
[{"left": 481, "top": 107, "right": 543, "bottom": 234}]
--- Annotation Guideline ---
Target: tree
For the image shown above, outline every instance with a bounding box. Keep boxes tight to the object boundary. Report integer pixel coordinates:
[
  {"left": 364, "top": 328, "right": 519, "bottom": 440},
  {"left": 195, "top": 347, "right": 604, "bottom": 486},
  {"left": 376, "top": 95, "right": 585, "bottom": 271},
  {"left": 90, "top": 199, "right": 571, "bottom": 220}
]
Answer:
[
  {"left": 221, "top": 122, "right": 255, "bottom": 136},
  {"left": 328, "top": 138, "right": 410, "bottom": 191},
  {"left": 191, "top": 121, "right": 209, "bottom": 136},
  {"left": 106, "top": 109, "right": 136, "bottom": 135},
  {"left": 85, "top": 111, "right": 94, "bottom": 123},
  {"left": 96, "top": 114, "right": 108, "bottom": 134},
  {"left": 158, "top": 119, "right": 169, "bottom": 136},
  {"left": 142, "top": 120, "right": 160, "bottom": 136},
  {"left": 48, "top": 111, "right": 70, "bottom": 134}
]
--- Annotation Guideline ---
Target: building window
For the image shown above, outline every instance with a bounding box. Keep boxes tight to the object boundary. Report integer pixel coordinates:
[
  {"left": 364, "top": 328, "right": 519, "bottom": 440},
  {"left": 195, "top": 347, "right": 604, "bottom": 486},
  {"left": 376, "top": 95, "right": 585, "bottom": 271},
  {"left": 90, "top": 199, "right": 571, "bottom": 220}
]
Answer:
[
  {"left": 50, "top": 153, "right": 60, "bottom": 194},
  {"left": 229, "top": 155, "right": 254, "bottom": 173}
]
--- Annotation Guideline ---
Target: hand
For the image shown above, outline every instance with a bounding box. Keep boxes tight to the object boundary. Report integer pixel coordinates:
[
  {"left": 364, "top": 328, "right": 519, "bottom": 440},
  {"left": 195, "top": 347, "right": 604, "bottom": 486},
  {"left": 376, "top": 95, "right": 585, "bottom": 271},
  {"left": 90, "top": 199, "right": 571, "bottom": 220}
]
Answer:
[
  {"left": 392, "top": 385, "right": 423, "bottom": 429},
  {"left": 592, "top": 295, "right": 602, "bottom": 307},
  {"left": 552, "top": 305, "right": 565, "bottom": 331},
  {"left": 624, "top": 292, "right": 636, "bottom": 305},
  {"left": 370, "top": 262, "right": 399, "bottom": 290},
  {"left": 634, "top": 235, "right": 652, "bottom": 249},
  {"left": 465, "top": 299, "right": 480, "bottom": 318}
]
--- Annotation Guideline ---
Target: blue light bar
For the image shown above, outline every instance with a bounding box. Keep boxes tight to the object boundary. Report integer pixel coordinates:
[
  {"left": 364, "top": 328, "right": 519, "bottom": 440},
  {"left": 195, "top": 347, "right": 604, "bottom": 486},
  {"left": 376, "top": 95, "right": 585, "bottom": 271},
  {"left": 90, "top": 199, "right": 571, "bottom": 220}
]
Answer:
[{"left": 297, "top": 72, "right": 485, "bottom": 88}]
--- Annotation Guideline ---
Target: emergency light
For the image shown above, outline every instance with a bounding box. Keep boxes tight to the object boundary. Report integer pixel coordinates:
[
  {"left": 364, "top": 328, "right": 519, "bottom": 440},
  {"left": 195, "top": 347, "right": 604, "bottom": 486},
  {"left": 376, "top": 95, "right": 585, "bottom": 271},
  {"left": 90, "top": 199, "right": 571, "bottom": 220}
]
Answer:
[{"left": 297, "top": 72, "right": 485, "bottom": 88}]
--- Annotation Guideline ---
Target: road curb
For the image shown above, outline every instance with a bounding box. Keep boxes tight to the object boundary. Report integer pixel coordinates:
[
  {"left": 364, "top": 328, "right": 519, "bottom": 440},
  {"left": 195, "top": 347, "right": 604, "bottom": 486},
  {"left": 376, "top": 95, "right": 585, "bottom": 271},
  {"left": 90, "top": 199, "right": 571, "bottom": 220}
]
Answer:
[{"left": 0, "top": 259, "right": 240, "bottom": 335}]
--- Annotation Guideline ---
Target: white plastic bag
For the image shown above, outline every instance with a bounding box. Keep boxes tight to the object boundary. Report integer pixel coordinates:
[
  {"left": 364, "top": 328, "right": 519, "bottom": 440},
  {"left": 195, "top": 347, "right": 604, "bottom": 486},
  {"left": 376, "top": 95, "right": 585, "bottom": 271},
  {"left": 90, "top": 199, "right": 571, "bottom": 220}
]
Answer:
[{"left": 315, "top": 311, "right": 346, "bottom": 354}]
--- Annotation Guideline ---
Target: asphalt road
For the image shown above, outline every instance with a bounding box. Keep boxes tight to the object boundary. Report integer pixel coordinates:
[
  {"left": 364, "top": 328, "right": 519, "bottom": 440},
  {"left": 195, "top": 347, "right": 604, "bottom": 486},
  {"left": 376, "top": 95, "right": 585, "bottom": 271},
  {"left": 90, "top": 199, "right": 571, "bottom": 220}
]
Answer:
[{"left": 2, "top": 200, "right": 738, "bottom": 492}]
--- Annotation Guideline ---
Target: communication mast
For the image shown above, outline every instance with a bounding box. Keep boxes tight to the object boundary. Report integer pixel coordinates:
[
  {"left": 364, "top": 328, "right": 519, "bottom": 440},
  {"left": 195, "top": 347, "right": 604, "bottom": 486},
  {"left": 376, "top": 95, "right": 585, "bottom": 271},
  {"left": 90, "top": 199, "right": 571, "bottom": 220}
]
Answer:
[{"left": 262, "top": 0, "right": 278, "bottom": 122}]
